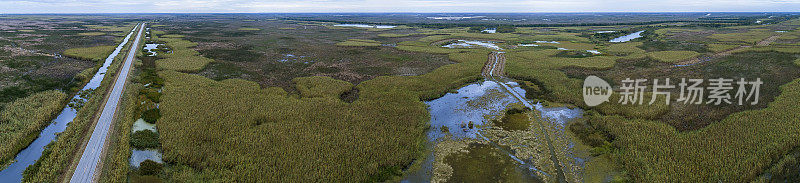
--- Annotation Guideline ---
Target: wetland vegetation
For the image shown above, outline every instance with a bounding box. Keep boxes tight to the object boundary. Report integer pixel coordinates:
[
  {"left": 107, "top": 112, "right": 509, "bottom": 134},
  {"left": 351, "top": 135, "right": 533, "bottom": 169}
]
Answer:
[{"left": 3, "top": 12, "right": 800, "bottom": 182}]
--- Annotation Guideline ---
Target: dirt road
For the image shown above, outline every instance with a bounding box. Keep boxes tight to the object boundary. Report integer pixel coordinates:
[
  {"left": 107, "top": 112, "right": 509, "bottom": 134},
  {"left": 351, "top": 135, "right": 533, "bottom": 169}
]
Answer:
[{"left": 483, "top": 52, "right": 568, "bottom": 183}]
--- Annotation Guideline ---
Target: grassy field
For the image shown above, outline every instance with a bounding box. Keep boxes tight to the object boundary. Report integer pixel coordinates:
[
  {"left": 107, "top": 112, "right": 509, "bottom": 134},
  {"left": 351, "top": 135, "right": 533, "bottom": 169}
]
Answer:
[
  {"left": 52, "top": 14, "right": 800, "bottom": 182},
  {"left": 154, "top": 37, "right": 214, "bottom": 72},
  {"left": 646, "top": 50, "right": 701, "bottom": 63},
  {"left": 154, "top": 49, "right": 487, "bottom": 181},
  {"left": 589, "top": 78, "right": 800, "bottom": 182},
  {"left": 336, "top": 39, "right": 382, "bottom": 47},
  {"left": 63, "top": 45, "right": 116, "bottom": 62}
]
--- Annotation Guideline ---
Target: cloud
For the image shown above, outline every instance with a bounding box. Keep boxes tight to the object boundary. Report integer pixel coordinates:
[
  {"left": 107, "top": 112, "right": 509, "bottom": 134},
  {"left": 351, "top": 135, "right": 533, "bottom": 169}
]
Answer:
[{"left": 1, "top": 0, "right": 799, "bottom": 13}]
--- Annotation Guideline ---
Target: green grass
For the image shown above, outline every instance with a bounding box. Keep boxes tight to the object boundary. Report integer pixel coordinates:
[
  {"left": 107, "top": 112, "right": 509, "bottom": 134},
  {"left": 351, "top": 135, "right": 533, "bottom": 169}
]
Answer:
[
  {"left": 707, "top": 44, "right": 739, "bottom": 52},
  {"left": 708, "top": 29, "right": 775, "bottom": 44},
  {"left": 155, "top": 37, "right": 214, "bottom": 72},
  {"left": 378, "top": 33, "right": 417, "bottom": 37},
  {"left": 63, "top": 45, "right": 116, "bottom": 62},
  {"left": 646, "top": 50, "right": 700, "bottom": 63},
  {"left": 154, "top": 47, "right": 487, "bottom": 181},
  {"left": 507, "top": 49, "right": 617, "bottom": 70},
  {"left": 77, "top": 32, "right": 105, "bottom": 36},
  {"left": 293, "top": 76, "right": 354, "bottom": 98},
  {"left": 0, "top": 90, "right": 67, "bottom": 168},
  {"left": 336, "top": 39, "right": 381, "bottom": 47},
  {"left": 603, "top": 42, "right": 645, "bottom": 55},
  {"left": 160, "top": 34, "right": 185, "bottom": 38},
  {"left": 237, "top": 28, "right": 260, "bottom": 31}
]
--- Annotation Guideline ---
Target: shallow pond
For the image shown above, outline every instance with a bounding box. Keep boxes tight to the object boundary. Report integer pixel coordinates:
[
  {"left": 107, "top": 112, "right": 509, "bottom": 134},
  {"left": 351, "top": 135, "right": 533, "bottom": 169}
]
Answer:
[
  {"left": 143, "top": 43, "right": 165, "bottom": 56},
  {"left": 424, "top": 80, "right": 523, "bottom": 140},
  {"left": 333, "top": 24, "right": 396, "bottom": 29},
  {"left": 404, "top": 78, "right": 585, "bottom": 182},
  {"left": 129, "top": 149, "right": 163, "bottom": 168},
  {"left": 442, "top": 40, "right": 502, "bottom": 50},
  {"left": 132, "top": 118, "right": 156, "bottom": 133},
  {"left": 609, "top": 30, "right": 645, "bottom": 43},
  {"left": 0, "top": 25, "right": 139, "bottom": 182}
]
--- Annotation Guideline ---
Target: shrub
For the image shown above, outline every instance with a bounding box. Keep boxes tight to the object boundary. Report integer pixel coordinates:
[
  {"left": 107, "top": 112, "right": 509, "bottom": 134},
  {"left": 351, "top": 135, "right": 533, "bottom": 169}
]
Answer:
[
  {"left": 130, "top": 129, "right": 160, "bottom": 149},
  {"left": 141, "top": 108, "right": 160, "bottom": 123},
  {"left": 140, "top": 88, "right": 161, "bottom": 103},
  {"left": 139, "top": 160, "right": 163, "bottom": 175},
  {"left": 63, "top": 45, "right": 116, "bottom": 62}
]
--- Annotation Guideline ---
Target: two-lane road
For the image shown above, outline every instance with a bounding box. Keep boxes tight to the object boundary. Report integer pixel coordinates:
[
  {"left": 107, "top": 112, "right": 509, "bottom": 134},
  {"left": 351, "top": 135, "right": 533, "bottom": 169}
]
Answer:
[{"left": 70, "top": 22, "right": 145, "bottom": 183}]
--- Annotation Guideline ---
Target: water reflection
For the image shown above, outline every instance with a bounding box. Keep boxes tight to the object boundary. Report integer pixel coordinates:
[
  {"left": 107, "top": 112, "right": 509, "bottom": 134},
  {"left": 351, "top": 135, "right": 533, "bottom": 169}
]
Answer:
[{"left": 609, "top": 30, "right": 645, "bottom": 43}]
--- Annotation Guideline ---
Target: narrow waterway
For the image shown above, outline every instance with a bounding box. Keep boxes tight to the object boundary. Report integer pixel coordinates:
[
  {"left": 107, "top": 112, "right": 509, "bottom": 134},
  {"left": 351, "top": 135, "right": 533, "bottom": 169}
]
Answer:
[
  {"left": 609, "top": 30, "right": 645, "bottom": 42},
  {"left": 0, "top": 25, "right": 138, "bottom": 182}
]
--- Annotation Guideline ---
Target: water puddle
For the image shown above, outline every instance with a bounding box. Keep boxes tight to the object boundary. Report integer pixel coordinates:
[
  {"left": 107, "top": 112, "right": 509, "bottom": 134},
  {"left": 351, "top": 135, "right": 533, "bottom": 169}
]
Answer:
[
  {"left": 129, "top": 149, "right": 162, "bottom": 168},
  {"left": 609, "top": 30, "right": 645, "bottom": 43},
  {"left": 482, "top": 29, "right": 496, "bottom": 33},
  {"left": 333, "top": 24, "right": 396, "bottom": 29},
  {"left": 586, "top": 50, "right": 602, "bottom": 54},
  {"left": 442, "top": 40, "right": 502, "bottom": 50},
  {"left": 277, "top": 53, "right": 308, "bottom": 62},
  {"left": 425, "top": 80, "right": 523, "bottom": 140},
  {"left": 0, "top": 24, "right": 139, "bottom": 182},
  {"left": 143, "top": 43, "right": 167, "bottom": 56},
  {"left": 596, "top": 31, "right": 616, "bottom": 33},
  {"left": 132, "top": 118, "right": 156, "bottom": 133}
]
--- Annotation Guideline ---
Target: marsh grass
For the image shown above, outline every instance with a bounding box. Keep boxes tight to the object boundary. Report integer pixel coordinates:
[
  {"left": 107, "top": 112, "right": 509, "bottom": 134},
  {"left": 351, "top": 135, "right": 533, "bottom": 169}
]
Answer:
[
  {"left": 63, "top": 45, "right": 116, "bottom": 62},
  {"left": 0, "top": 90, "right": 67, "bottom": 168},
  {"left": 336, "top": 39, "right": 381, "bottom": 47},
  {"left": 154, "top": 37, "right": 213, "bottom": 72},
  {"left": 646, "top": 50, "right": 701, "bottom": 63}
]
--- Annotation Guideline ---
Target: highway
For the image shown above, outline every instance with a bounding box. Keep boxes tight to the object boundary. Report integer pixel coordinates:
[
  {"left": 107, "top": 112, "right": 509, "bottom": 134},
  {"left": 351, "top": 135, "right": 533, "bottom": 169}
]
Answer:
[{"left": 69, "top": 22, "right": 145, "bottom": 183}]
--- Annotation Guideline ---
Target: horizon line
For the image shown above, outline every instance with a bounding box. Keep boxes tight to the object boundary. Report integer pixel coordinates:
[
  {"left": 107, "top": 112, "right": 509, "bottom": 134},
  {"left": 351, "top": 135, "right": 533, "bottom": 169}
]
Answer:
[{"left": 3, "top": 11, "right": 800, "bottom": 15}]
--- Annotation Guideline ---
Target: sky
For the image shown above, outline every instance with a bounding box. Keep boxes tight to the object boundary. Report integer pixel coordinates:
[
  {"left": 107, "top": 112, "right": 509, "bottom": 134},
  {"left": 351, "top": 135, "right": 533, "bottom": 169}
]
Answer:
[{"left": 2, "top": 0, "right": 800, "bottom": 14}]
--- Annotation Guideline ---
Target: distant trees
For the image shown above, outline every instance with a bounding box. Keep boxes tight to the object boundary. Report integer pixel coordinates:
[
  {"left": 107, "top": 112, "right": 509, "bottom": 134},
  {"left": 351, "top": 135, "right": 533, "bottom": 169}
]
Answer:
[
  {"left": 467, "top": 25, "right": 515, "bottom": 33},
  {"left": 496, "top": 25, "right": 516, "bottom": 33}
]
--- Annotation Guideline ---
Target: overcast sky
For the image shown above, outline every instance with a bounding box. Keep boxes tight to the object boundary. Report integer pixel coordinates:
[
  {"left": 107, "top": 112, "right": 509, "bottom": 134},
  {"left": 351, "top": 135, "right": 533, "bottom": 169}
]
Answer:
[{"left": 2, "top": 0, "right": 800, "bottom": 14}]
